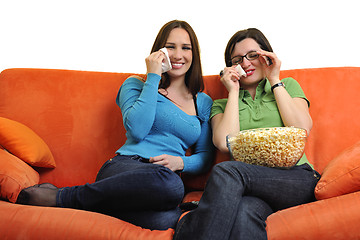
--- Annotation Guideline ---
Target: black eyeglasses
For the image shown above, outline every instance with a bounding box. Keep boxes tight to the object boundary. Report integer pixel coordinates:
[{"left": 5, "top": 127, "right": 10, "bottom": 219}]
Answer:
[{"left": 231, "top": 51, "right": 259, "bottom": 65}]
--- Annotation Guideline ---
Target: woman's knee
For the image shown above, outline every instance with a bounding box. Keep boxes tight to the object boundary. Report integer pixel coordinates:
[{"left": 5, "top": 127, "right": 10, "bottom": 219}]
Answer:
[{"left": 239, "top": 196, "right": 273, "bottom": 220}]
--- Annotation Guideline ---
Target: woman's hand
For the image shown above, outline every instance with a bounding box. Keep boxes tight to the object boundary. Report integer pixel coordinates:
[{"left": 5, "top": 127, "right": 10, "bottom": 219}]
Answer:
[
  {"left": 258, "top": 50, "right": 312, "bottom": 134},
  {"left": 211, "top": 66, "right": 242, "bottom": 152},
  {"left": 145, "top": 50, "right": 165, "bottom": 76},
  {"left": 220, "top": 66, "right": 241, "bottom": 93},
  {"left": 258, "top": 50, "right": 281, "bottom": 85},
  {"left": 149, "top": 154, "right": 184, "bottom": 172}
]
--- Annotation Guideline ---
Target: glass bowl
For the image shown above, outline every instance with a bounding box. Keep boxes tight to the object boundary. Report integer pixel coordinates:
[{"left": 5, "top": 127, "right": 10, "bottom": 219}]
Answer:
[{"left": 226, "top": 127, "right": 307, "bottom": 168}]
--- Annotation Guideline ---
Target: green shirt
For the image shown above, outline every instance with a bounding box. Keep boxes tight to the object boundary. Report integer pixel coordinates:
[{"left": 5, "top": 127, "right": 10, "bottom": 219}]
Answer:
[{"left": 211, "top": 77, "right": 311, "bottom": 167}]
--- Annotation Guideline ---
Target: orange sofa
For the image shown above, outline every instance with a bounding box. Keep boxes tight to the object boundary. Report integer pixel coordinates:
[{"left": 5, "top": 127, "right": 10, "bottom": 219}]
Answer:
[{"left": 0, "top": 67, "right": 360, "bottom": 239}]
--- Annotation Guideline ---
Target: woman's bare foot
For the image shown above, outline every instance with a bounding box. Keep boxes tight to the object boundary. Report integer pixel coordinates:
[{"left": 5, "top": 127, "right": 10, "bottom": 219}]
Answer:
[{"left": 16, "top": 185, "right": 58, "bottom": 207}]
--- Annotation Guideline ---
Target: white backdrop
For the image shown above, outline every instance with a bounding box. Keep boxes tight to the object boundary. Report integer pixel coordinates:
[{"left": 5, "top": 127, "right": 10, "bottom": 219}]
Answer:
[{"left": 1, "top": 0, "right": 359, "bottom": 75}]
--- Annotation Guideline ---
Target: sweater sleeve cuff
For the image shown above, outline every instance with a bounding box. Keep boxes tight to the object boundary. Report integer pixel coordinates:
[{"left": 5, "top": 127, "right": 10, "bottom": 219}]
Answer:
[
  {"left": 181, "top": 155, "right": 206, "bottom": 175},
  {"left": 146, "top": 73, "right": 161, "bottom": 87}
]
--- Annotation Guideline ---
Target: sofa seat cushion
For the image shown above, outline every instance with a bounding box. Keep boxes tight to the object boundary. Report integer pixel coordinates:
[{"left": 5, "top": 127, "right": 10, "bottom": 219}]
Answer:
[
  {"left": 315, "top": 140, "right": 360, "bottom": 200},
  {"left": 0, "top": 201, "right": 174, "bottom": 240},
  {"left": 0, "top": 117, "right": 56, "bottom": 168},
  {"left": 0, "top": 149, "right": 39, "bottom": 202}
]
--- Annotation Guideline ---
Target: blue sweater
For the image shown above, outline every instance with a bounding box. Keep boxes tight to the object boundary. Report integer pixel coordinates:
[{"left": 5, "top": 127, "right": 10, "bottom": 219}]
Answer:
[{"left": 116, "top": 73, "right": 214, "bottom": 174}]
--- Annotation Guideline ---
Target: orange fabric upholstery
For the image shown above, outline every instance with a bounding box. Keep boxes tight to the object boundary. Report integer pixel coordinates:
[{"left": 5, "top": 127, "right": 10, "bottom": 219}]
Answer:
[
  {"left": 0, "top": 69, "right": 130, "bottom": 187},
  {"left": 315, "top": 140, "right": 360, "bottom": 200},
  {"left": 279, "top": 67, "right": 360, "bottom": 173},
  {"left": 0, "top": 67, "right": 359, "bottom": 239},
  {"left": 0, "top": 149, "right": 39, "bottom": 203},
  {"left": 0, "top": 117, "right": 56, "bottom": 168},
  {"left": 266, "top": 191, "right": 360, "bottom": 240},
  {"left": 0, "top": 201, "right": 174, "bottom": 240}
]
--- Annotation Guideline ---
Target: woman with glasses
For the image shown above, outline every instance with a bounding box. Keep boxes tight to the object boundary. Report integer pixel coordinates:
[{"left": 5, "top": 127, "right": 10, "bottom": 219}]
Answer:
[{"left": 174, "top": 28, "right": 320, "bottom": 240}]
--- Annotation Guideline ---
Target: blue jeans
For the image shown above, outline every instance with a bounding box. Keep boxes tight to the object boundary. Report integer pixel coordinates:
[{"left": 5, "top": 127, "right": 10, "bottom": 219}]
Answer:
[
  {"left": 174, "top": 161, "right": 320, "bottom": 240},
  {"left": 56, "top": 155, "right": 184, "bottom": 230}
]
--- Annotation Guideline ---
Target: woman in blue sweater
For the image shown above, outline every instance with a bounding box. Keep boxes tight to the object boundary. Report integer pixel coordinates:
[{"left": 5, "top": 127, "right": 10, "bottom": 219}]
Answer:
[{"left": 16, "top": 20, "right": 214, "bottom": 230}]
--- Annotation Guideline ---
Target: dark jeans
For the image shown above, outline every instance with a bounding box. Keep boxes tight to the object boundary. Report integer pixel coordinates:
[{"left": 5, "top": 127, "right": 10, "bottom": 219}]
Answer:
[
  {"left": 174, "top": 161, "right": 320, "bottom": 240},
  {"left": 56, "top": 155, "right": 184, "bottom": 230}
]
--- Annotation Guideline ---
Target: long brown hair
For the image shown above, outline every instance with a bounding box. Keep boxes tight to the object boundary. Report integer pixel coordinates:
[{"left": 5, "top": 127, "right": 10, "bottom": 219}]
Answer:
[
  {"left": 224, "top": 28, "right": 273, "bottom": 67},
  {"left": 151, "top": 20, "right": 204, "bottom": 96}
]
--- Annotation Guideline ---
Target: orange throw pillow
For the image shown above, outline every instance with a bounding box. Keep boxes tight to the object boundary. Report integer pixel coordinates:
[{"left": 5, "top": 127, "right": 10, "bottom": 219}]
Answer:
[
  {"left": 0, "top": 149, "right": 39, "bottom": 203},
  {"left": 315, "top": 140, "right": 360, "bottom": 200},
  {"left": 0, "top": 117, "right": 56, "bottom": 168}
]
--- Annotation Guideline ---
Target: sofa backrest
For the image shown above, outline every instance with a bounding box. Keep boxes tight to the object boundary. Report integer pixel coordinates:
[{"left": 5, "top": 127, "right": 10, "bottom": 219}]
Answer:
[
  {"left": 1, "top": 67, "right": 359, "bottom": 188},
  {"left": 0, "top": 69, "right": 129, "bottom": 187}
]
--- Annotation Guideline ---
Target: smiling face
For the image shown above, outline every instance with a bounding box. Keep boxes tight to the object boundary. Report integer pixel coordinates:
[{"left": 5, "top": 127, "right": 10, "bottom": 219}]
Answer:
[
  {"left": 164, "top": 28, "right": 193, "bottom": 80},
  {"left": 231, "top": 38, "right": 266, "bottom": 89}
]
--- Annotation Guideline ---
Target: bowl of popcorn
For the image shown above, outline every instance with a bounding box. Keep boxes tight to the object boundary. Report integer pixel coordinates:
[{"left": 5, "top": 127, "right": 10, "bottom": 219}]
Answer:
[{"left": 226, "top": 127, "right": 307, "bottom": 168}]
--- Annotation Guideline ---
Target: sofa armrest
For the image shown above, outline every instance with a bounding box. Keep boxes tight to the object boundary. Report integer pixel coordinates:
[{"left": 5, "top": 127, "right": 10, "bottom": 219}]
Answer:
[{"left": 266, "top": 191, "right": 360, "bottom": 240}]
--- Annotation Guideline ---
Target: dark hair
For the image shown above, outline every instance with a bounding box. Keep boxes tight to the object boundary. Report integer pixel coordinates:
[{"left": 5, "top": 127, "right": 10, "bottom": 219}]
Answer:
[
  {"left": 151, "top": 20, "right": 204, "bottom": 96},
  {"left": 224, "top": 28, "right": 273, "bottom": 67}
]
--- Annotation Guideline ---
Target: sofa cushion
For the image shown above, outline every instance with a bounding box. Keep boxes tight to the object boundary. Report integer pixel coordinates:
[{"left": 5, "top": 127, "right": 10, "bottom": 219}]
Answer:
[
  {"left": 0, "top": 200, "right": 174, "bottom": 240},
  {"left": 266, "top": 191, "right": 360, "bottom": 240},
  {"left": 0, "top": 117, "right": 56, "bottom": 168},
  {"left": 315, "top": 140, "right": 360, "bottom": 200},
  {"left": 0, "top": 149, "right": 39, "bottom": 203}
]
